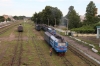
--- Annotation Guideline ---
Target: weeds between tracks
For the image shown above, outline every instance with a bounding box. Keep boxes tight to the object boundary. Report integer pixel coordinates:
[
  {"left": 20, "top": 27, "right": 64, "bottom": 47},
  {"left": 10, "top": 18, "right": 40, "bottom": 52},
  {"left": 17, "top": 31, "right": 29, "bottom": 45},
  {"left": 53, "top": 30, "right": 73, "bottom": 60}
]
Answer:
[
  {"left": 32, "top": 36, "right": 50, "bottom": 66},
  {"left": 10, "top": 32, "right": 23, "bottom": 66},
  {"left": 69, "top": 45, "right": 98, "bottom": 66}
]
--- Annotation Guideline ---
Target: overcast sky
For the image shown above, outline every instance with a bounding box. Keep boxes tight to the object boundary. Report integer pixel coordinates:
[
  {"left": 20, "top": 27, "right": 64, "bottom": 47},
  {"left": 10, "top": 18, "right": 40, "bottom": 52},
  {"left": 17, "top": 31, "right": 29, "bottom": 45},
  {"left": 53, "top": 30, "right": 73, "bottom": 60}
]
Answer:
[{"left": 0, "top": 0, "right": 100, "bottom": 17}]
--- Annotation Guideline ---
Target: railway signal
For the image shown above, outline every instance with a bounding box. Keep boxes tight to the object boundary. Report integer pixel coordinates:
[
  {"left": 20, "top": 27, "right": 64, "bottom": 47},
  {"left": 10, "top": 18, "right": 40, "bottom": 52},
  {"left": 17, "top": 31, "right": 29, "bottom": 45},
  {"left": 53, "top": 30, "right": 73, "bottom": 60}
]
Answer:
[{"left": 64, "top": 18, "right": 69, "bottom": 35}]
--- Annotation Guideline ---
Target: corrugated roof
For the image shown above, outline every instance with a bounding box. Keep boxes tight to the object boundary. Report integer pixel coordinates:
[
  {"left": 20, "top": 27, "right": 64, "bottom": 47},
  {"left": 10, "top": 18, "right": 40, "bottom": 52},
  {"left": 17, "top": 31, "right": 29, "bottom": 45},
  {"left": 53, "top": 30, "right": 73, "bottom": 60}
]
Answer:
[{"left": 96, "top": 26, "right": 100, "bottom": 28}]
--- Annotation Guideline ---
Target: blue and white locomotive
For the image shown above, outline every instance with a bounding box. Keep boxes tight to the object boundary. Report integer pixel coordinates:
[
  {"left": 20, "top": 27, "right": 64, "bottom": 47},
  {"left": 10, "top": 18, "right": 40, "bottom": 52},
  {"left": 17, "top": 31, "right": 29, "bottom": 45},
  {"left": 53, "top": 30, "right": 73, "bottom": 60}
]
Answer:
[{"left": 44, "top": 32, "right": 68, "bottom": 56}]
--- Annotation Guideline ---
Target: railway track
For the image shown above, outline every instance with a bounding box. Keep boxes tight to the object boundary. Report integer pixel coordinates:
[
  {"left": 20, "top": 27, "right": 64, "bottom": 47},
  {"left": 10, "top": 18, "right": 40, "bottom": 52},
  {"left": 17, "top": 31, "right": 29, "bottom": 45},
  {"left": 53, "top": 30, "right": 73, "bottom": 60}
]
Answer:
[
  {"left": 0, "top": 23, "right": 23, "bottom": 66},
  {"left": 32, "top": 36, "right": 50, "bottom": 66},
  {"left": 40, "top": 31, "right": 73, "bottom": 66},
  {"left": 10, "top": 32, "right": 23, "bottom": 66},
  {"left": 0, "top": 22, "right": 20, "bottom": 35},
  {"left": 68, "top": 45, "right": 98, "bottom": 66},
  {"left": 61, "top": 57, "right": 73, "bottom": 66},
  {"left": 39, "top": 31, "right": 99, "bottom": 66}
]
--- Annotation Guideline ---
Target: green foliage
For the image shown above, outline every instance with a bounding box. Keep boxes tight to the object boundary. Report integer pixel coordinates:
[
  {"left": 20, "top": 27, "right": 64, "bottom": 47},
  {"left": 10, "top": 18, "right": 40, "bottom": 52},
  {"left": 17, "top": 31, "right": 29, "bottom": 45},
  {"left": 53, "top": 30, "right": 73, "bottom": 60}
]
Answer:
[
  {"left": 7, "top": 18, "right": 11, "bottom": 21},
  {"left": 31, "top": 12, "right": 38, "bottom": 23},
  {"left": 31, "top": 6, "right": 63, "bottom": 26},
  {"left": 13, "top": 16, "right": 26, "bottom": 20},
  {"left": 85, "top": 1, "right": 99, "bottom": 25},
  {"left": 71, "top": 25, "right": 95, "bottom": 33},
  {"left": 13, "top": 16, "right": 18, "bottom": 20},
  {"left": 69, "top": 1, "right": 100, "bottom": 33},
  {"left": 71, "top": 21, "right": 100, "bottom": 33},
  {"left": 66, "top": 6, "right": 81, "bottom": 29},
  {"left": 0, "top": 16, "right": 5, "bottom": 22},
  {"left": 98, "top": 51, "right": 100, "bottom": 54}
]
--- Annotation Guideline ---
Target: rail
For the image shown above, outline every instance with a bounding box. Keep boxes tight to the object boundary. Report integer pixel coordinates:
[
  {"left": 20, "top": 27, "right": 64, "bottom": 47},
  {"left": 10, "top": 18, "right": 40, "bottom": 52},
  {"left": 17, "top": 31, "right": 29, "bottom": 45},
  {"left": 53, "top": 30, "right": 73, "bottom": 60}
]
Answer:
[
  {"left": 32, "top": 36, "right": 50, "bottom": 66},
  {"left": 10, "top": 32, "right": 23, "bottom": 66}
]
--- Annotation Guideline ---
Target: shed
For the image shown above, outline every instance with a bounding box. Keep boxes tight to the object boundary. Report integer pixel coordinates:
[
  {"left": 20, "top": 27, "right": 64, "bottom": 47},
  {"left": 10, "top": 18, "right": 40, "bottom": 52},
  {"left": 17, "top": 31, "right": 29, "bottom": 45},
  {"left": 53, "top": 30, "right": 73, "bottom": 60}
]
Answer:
[{"left": 96, "top": 26, "right": 100, "bottom": 38}]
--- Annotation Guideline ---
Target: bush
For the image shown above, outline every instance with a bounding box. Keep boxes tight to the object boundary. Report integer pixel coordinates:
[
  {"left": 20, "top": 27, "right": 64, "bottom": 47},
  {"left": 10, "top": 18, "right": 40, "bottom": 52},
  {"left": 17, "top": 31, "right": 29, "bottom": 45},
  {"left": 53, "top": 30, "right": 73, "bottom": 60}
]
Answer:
[
  {"left": 98, "top": 51, "right": 100, "bottom": 54},
  {"left": 71, "top": 24, "right": 95, "bottom": 33}
]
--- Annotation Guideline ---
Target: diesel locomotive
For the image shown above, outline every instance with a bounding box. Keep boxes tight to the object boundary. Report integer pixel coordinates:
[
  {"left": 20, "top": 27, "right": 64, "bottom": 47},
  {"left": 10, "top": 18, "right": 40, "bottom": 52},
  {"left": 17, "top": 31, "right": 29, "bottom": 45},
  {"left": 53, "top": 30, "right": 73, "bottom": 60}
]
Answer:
[{"left": 44, "top": 32, "right": 68, "bottom": 56}]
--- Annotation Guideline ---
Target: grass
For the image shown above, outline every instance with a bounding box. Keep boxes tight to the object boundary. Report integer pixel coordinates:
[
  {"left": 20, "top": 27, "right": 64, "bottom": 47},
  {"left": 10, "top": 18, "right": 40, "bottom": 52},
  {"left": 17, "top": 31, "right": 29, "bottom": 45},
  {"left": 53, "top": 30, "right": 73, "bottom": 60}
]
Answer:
[
  {"left": 0, "top": 22, "right": 22, "bottom": 37},
  {"left": 0, "top": 21, "right": 95, "bottom": 66},
  {"left": 39, "top": 31, "right": 88, "bottom": 66},
  {"left": 0, "top": 41, "right": 16, "bottom": 65},
  {"left": 73, "top": 36, "right": 100, "bottom": 55}
]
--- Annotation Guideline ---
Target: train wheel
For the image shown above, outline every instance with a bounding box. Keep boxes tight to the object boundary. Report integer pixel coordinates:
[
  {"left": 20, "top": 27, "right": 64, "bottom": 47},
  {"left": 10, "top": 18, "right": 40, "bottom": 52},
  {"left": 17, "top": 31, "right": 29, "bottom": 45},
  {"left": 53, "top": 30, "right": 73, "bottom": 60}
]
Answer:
[
  {"left": 57, "top": 53, "right": 65, "bottom": 56},
  {"left": 61, "top": 53, "right": 65, "bottom": 56}
]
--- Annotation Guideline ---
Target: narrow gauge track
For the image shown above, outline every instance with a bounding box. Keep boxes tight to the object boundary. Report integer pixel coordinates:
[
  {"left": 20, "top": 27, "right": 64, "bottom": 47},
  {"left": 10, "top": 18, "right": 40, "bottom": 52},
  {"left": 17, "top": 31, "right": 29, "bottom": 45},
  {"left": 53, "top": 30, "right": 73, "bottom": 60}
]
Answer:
[
  {"left": 10, "top": 32, "right": 23, "bottom": 66},
  {"left": 32, "top": 36, "right": 50, "bottom": 66},
  {"left": 68, "top": 45, "right": 98, "bottom": 66}
]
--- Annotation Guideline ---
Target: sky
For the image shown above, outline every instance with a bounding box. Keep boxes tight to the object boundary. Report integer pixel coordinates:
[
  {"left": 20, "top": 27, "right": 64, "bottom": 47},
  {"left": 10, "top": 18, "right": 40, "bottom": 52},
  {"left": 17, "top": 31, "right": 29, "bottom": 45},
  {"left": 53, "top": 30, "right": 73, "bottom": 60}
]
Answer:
[{"left": 0, "top": 0, "right": 100, "bottom": 17}]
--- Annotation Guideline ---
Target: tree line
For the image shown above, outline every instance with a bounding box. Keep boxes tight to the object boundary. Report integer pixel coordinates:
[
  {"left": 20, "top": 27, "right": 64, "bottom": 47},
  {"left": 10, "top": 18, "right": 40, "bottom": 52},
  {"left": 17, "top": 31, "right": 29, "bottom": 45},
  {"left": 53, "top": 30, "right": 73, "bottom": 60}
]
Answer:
[
  {"left": 0, "top": 15, "right": 26, "bottom": 22},
  {"left": 31, "top": 6, "right": 63, "bottom": 26},
  {"left": 31, "top": 1, "right": 100, "bottom": 32},
  {"left": 0, "top": 16, "right": 11, "bottom": 22},
  {"left": 67, "top": 1, "right": 100, "bottom": 33},
  {"left": 13, "top": 16, "right": 26, "bottom": 20}
]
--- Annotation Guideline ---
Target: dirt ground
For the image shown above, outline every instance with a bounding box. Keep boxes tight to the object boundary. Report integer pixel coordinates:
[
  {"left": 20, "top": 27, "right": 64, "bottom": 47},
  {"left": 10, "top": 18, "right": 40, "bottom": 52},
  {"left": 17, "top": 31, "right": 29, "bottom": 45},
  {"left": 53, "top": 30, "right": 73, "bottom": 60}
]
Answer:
[{"left": 75, "top": 36, "right": 99, "bottom": 45}]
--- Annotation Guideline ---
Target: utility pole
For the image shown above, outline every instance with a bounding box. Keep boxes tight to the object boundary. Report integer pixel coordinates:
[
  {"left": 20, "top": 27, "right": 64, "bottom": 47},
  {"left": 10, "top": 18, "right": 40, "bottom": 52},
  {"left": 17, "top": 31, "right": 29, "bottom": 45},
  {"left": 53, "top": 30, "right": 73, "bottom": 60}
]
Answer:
[
  {"left": 36, "top": 18, "right": 37, "bottom": 24},
  {"left": 48, "top": 18, "right": 49, "bottom": 26},
  {"left": 65, "top": 18, "right": 68, "bottom": 31},
  {"left": 55, "top": 18, "right": 56, "bottom": 27},
  {"left": 65, "top": 18, "right": 69, "bottom": 35}
]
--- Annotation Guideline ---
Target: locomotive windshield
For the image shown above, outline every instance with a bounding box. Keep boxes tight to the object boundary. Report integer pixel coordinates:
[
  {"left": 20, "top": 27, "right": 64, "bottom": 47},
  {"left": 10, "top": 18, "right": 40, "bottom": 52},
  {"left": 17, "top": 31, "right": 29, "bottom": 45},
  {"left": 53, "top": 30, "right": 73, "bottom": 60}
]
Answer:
[{"left": 58, "top": 43, "right": 66, "bottom": 46}]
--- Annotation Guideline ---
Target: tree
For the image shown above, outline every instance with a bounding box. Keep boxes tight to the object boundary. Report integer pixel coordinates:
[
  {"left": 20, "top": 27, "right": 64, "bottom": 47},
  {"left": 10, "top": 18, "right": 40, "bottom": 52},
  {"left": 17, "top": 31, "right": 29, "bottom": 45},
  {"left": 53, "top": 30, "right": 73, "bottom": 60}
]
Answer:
[
  {"left": 19, "top": 16, "right": 26, "bottom": 20},
  {"left": 31, "top": 12, "right": 38, "bottom": 24},
  {"left": 13, "top": 16, "right": 19, "bottom": 20},
  {"left": 31, "top": 6, "right": 63, "bottom": 26},
  {"left": 85, "top": 1, "right": 99, "bottom": 25},
  {"left": 66, "top": 6, "right": 74, "bottom": 18},
  {"left": 0, "top": 16, "right": 5, "bottom": 22},
  {"left": 66, "top": 6, "right": 81, "bottom": 29},
  {"left": 7, "top": 18, "right": 11, "bottom": 21},
  {"left": 13, "top": 16, "right": 26, "bottom": 20}
]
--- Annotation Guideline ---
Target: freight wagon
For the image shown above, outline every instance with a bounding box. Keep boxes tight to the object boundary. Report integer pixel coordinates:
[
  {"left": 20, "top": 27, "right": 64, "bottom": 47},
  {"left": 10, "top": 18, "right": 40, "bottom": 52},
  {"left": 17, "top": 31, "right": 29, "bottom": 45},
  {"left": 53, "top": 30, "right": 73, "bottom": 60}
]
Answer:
[
  {"left": 18, "top": 24, "right": 23, "bottom": 32},
  {"left": 35, "top": 24, "right": 41, "bottom": 31}
]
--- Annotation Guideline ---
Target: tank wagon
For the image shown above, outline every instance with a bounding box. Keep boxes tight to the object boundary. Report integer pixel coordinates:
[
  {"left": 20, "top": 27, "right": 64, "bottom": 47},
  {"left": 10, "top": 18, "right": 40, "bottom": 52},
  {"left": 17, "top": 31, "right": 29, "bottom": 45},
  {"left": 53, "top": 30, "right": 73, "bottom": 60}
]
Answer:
[
  {"left": 18, "top": 24, "right": 23, "bottom": 32},
  {"left": 44, "top": 32, "right": 68, "bottom": 56},
  {"left": 35, "top": 24, "right": 41, "bottom": 31}
]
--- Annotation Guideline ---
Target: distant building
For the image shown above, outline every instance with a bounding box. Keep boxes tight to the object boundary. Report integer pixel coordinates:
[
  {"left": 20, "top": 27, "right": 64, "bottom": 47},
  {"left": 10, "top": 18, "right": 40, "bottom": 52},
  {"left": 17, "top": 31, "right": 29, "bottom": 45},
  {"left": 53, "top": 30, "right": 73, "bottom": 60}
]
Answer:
[
  {"left": 3, "top": 14, "right": 15, "bottom": 21},
  {"left": 3, "top": 15, "right": 9, "bottom": 20},
  {"left": 9, "top": 16, "right": 15, "bottom": 21}
]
